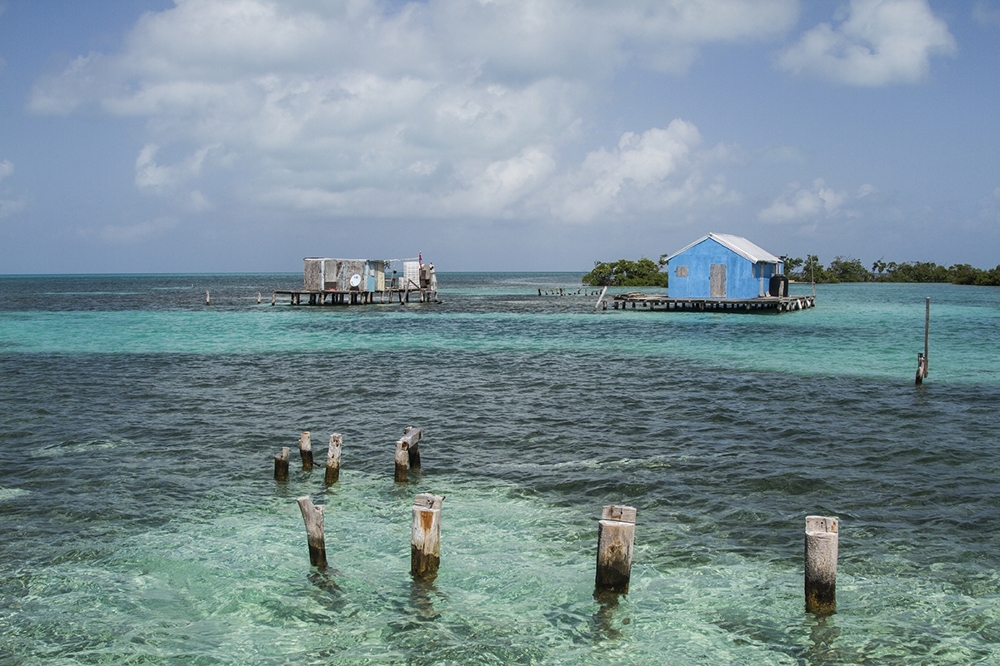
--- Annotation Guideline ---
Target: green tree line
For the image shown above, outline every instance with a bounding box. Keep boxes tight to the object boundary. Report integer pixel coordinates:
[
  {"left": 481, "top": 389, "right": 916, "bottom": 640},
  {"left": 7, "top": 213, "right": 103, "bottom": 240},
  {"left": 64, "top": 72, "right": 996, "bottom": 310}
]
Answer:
[
  {"left": 788, "top": 255, "right": 1000, "bottom": 285},
  {"left": 584, "top": 255, "right": 1000, "bottom": 287},
  {"left": 582, "top": 257, "right": 669, "bottom": 286}
]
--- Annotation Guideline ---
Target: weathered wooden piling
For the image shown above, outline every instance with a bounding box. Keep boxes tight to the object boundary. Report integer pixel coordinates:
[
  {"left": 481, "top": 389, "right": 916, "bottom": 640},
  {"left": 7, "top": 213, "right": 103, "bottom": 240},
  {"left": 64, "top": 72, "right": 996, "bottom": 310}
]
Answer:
[
  {"left": 411, "top": 493, "right": 444, "bottom": 578},
  {"left": 297, "top": 496, "right": 327, "bottom": 568},
  {"left": 299, "top": 431, "right": 313, "bottom": 471},
  {"left": 273, "top": 446, "right": 290, "bottom": 481},
  {"left": 593, "top": 285, "right": 608, "bottom": 312},
  {"left": 404, "top": 427, "right": 422, "bottom": 469},
  {"left": 924, "top": 296, "right": 930, "bottom": 376},
  {"left": 595, "top": 505, "right": 636, "bottom": 594},
  {"left": 325, "top": 433, "right": 342, "bottom": 485},
  {"left": 394, "top": 427, "right": 422, "bottom": 481},
  {"left": 205, "top": 290, "right": 210, "bottom": 306},
  {"left": 257, "top": 291, "right": 262, "bottom": 304},
  {"left": 804, "top": 515, "right": 838, "bottom": 615}
]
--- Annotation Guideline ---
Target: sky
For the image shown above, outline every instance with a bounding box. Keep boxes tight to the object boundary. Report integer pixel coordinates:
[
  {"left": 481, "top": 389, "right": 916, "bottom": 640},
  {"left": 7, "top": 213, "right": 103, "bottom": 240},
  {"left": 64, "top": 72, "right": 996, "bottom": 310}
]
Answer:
[{"left": 0, "top": 0, "right": 998, "bottom": 273}]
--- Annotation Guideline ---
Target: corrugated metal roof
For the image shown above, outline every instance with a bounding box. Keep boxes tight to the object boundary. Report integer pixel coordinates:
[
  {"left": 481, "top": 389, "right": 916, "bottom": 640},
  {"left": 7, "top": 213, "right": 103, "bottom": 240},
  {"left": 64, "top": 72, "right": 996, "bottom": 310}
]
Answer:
[{"left": 665, "top": 233, "right": 781, "bottom": 264}]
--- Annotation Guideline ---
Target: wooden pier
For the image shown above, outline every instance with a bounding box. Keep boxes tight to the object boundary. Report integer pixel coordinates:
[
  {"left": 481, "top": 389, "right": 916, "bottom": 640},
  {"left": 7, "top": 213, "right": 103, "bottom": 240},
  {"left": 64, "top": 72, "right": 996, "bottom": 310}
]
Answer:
[
  {"left": 272, "top": 287, "right": 438, "bottom": 306},
  {"left": 606, "top": 292, "right": 815, "bottom": 313}
]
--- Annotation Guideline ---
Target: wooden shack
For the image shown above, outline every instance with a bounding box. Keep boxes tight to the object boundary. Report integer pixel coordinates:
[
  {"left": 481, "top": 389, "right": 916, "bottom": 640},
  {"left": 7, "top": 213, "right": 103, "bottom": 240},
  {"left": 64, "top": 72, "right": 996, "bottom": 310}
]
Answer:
[
  {"left": 665, "top": 233, "right": 784, "bottom": 299},
  {"left": 274, "top": 256, "right": 438, "bottom": 306}
]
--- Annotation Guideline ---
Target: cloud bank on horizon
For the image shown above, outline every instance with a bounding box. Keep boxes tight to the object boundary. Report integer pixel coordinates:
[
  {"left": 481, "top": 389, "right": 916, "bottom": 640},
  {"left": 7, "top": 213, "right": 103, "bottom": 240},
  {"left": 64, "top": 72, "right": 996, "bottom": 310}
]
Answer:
[{"left": 2, "top": 0, "right": 997, "bottom": 272}]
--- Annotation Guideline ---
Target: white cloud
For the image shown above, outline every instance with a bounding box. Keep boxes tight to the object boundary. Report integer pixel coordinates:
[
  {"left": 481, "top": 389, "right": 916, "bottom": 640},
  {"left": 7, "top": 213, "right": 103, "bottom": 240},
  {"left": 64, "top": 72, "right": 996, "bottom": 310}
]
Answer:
[
  {"left": 758, "top": 178, "right": 849, "bottom": 223},
  {"left": 973, "top": 1, "right": 1000, "bottom": 27},
  {"left": 135, "top": 143, "right": 222, "bottom": 193},
  {"left": 27, "top": 0, "right": 797, "bottom": 223},
  {"left": 0, "top": 159, "right": 25, "bottom": 219},
  {"left": 546, "top": 120, "right": 719, "bottom": 223},
  {"left": 778, "top": 0, "right": 956, "bottom": 86},
  {"left": 0, "top": 198, "right": 25, "bottom": 219},
  {"left": 857, "top": 183, "right": 878, "bottom": 198}
]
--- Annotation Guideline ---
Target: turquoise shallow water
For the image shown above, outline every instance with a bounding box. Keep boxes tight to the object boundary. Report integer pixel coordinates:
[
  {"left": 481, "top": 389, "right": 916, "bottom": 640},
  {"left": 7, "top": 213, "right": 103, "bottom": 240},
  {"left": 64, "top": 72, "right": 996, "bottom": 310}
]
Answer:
[{"left": 2, "top": 273, "right": 1000, "bottom": 664}]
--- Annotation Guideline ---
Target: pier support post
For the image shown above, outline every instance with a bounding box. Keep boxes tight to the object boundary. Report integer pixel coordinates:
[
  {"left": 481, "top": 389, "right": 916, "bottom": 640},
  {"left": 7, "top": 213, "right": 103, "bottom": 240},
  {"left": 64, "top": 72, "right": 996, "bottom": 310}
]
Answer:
[
  {"left": 404, "top": 427, "right": 422, "bottom": 470},
  {"left": 596, "top": 505, "right": 636, "bottom": 594},
  {"left": 299, "top": 431, "right": 313, "bottom": 471},
  {"left": 805, "top": 515, "right": 838, "bottom": 615},
  {"left": 411, "top": 493, "right": 444, "bottom": 579},
  {"left": 205, "top": 291, "right": 210, "bottom": 306},
  {"left": 297, "top": 496, "right": 327, "bottom": 568},
  {"left": 394, "top": 427, "right": 422, "bottom": 481},
  {"left": 325, "top": 433, "right": 342, "bottom": 485},
  {"left": 924, "top": 296, "right": 930, "bottom": 376},
  {"left": 273, "top": 446, "right": 289, "bottom": 481}
]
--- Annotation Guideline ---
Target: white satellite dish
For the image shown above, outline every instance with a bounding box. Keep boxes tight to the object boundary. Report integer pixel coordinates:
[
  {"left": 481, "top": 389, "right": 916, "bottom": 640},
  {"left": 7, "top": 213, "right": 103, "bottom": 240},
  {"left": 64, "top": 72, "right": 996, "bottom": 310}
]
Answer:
[{"left": 349, "top": 273, "right": 362, "bottom": 288}]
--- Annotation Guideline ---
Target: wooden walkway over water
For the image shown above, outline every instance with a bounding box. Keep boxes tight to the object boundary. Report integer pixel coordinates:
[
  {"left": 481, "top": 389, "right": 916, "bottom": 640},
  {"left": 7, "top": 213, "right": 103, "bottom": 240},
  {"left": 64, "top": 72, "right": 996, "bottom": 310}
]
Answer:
[
  {"left": 606, "top": 293, "right": 815, "bottom": 313},
  {"left": 272, "top": 288, "right": 439, "bottom": 306}
]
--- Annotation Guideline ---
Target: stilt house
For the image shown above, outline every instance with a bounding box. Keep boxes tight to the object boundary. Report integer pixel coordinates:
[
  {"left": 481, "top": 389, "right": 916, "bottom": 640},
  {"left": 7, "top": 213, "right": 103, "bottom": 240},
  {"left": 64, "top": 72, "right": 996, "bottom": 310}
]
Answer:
[{"left": 665, "top": 233, "right": 785, "bottom": 299}]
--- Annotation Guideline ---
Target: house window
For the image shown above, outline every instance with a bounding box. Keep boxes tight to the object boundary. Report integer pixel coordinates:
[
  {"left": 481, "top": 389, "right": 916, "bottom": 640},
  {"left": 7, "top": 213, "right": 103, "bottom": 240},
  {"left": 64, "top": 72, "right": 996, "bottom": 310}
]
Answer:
[{"left": 675, "top": 266, "right": 689, "bottom": 277}]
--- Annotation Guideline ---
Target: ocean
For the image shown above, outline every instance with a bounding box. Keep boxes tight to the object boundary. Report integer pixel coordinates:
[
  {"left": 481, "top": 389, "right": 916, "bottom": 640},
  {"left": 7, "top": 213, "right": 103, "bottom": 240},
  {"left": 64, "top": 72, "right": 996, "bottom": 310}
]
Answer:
[{"left": 1, "top": 273, "right": 999, "bottom": 664}]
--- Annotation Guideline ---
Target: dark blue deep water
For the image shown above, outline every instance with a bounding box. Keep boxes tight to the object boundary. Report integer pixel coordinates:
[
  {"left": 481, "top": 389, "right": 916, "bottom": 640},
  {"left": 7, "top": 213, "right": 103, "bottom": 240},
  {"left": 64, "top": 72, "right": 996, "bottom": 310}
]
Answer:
[{"left": 1, "top": 273, "right": 999, "bottom": 664}]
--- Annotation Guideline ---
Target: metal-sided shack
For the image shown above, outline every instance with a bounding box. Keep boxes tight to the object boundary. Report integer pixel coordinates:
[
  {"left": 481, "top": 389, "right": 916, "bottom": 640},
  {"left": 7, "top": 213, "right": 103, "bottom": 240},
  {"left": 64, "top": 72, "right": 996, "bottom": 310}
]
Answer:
[
  {"left": 273, "top": 256, "right": 438, "bottom": 306},
  {"left": 608, "top": 233, "right": 814, "bottom": 313}
]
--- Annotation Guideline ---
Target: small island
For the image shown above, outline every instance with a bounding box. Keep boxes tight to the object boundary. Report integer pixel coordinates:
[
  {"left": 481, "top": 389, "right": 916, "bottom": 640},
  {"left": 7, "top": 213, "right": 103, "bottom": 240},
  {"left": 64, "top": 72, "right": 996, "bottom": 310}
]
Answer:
[{"left": 582, "top": 257, "right": 669, "bottom": 287}]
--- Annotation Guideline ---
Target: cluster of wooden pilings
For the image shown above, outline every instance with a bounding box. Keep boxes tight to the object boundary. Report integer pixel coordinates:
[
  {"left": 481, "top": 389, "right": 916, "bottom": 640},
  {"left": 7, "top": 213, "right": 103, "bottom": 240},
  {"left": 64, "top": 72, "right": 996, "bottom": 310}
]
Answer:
[
  {"left": 537, "top": 287, "right": 604, "bottom": 297},
  {"left": 273, "top": 428, "right": 840, "bottom": 612}
]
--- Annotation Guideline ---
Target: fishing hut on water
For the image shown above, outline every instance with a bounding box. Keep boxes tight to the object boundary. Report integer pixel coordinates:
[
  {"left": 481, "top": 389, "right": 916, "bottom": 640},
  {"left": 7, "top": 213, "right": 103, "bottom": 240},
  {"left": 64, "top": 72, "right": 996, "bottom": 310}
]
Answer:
[
  {"left": 273, "top": 256, "right": 439, "bottom": 306},
  {"left": 609, "top": 233, "right": 815, "bottom": 313}
]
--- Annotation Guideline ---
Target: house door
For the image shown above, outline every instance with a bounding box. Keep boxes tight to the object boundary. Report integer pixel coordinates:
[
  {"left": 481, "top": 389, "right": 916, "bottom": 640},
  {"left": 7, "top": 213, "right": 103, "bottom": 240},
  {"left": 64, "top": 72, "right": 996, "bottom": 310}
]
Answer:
[{"left": 710, "top": 264, "right": 726, "bottom": 297}]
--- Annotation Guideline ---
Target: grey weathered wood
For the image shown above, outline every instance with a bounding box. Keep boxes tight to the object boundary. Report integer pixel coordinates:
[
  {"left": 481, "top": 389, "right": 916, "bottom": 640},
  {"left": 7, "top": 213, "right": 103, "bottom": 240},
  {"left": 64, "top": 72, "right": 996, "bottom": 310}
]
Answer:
[
  {"left": 916, "top": 353, "right": 926, "bottom": 385},
  {"left": 595, "top": 504, "right": 636, "bottom": 594},
  {"left": 325, "top": 433, "right": 342, "bottom": 485},
  {"left": 298, "top": 431, "right": 313, "bottom": 471},
  {"left": 924, "top": 296, "right": 930, "bottom": 376},
  {"left": 805, "top": 515, "right": 838, "bottom": 615},
  {"left": 273, "top": 446, "right": 290, "bottom": 481},
  {"left": 297, "top": 496, "right": 327, "bottom": 568},
  {"left": 403, "top": 427, "right": 422, "bottom": 469},
  {"left": 257, "top": 291, "right": 262, "bottom": 304},
  {"left": 593, "top": 285, "right": 608, "bottom": 312},
  {"left": 394, "top": 427, "right": 422, "bottom": 481},
  {"left": 411, "top": 493, "right": 444, "bottom": 578},
  {"left": 205, "top": 290, "right": 210, "bottom": 306}
]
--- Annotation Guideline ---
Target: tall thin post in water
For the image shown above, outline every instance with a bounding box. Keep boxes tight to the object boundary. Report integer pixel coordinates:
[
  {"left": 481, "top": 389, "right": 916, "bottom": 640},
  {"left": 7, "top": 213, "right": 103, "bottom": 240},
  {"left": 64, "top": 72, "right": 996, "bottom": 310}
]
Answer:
[
  {"left": 924, "top": 296, "right": 930, "bottom": 376},
  {"left": 805, "top": 515, "right": 838, "bottom": 614}
]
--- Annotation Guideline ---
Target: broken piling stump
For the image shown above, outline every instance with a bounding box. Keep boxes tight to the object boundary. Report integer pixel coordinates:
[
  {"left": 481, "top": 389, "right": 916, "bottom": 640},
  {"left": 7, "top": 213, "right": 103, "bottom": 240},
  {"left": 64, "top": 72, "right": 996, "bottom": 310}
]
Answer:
[
  {"left": 299, "top": 431, "right": 313, "bottom": 471},
  {"left": 411, "top": 493, "right": 444, "bottom": 579},
  {"left": 595, "top": 505, "right": 636, "bottom": 594},
  {"left": 297, "top": 496, "right": 327, "bottom": 568},
  {"left": 273, "top": 446, "right": 290, "bottom": 481},
  {"left": 394, "top": 427, "right": 422, "bottom": 482},
  {"left": 325, "top": 433, "right": 342, "bottom": 485},
  {"left": 805, "top": 515, "right": 838, "bottom": 615}
]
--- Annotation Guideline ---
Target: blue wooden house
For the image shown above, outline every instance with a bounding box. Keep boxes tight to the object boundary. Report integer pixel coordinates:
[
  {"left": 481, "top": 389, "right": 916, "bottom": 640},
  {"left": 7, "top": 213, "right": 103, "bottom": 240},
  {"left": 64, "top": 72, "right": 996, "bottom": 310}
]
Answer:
[{"left": 665, "top": 233, "right": 784, "bottom": 299}]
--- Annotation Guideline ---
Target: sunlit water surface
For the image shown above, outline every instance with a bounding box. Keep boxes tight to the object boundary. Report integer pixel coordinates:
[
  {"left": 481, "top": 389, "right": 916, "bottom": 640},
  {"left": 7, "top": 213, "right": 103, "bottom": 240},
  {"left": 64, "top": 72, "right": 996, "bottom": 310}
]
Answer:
[{"left": 2, "top": 273, "right": 999, "bottom": 664}]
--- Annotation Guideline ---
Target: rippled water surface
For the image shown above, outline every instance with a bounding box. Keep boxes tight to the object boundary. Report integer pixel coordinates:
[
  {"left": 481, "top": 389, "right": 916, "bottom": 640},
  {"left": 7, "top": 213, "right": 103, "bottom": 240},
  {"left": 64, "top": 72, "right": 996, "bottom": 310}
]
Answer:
[{"left": 2, "top": 273, "right": 999, "bottom": 664}]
